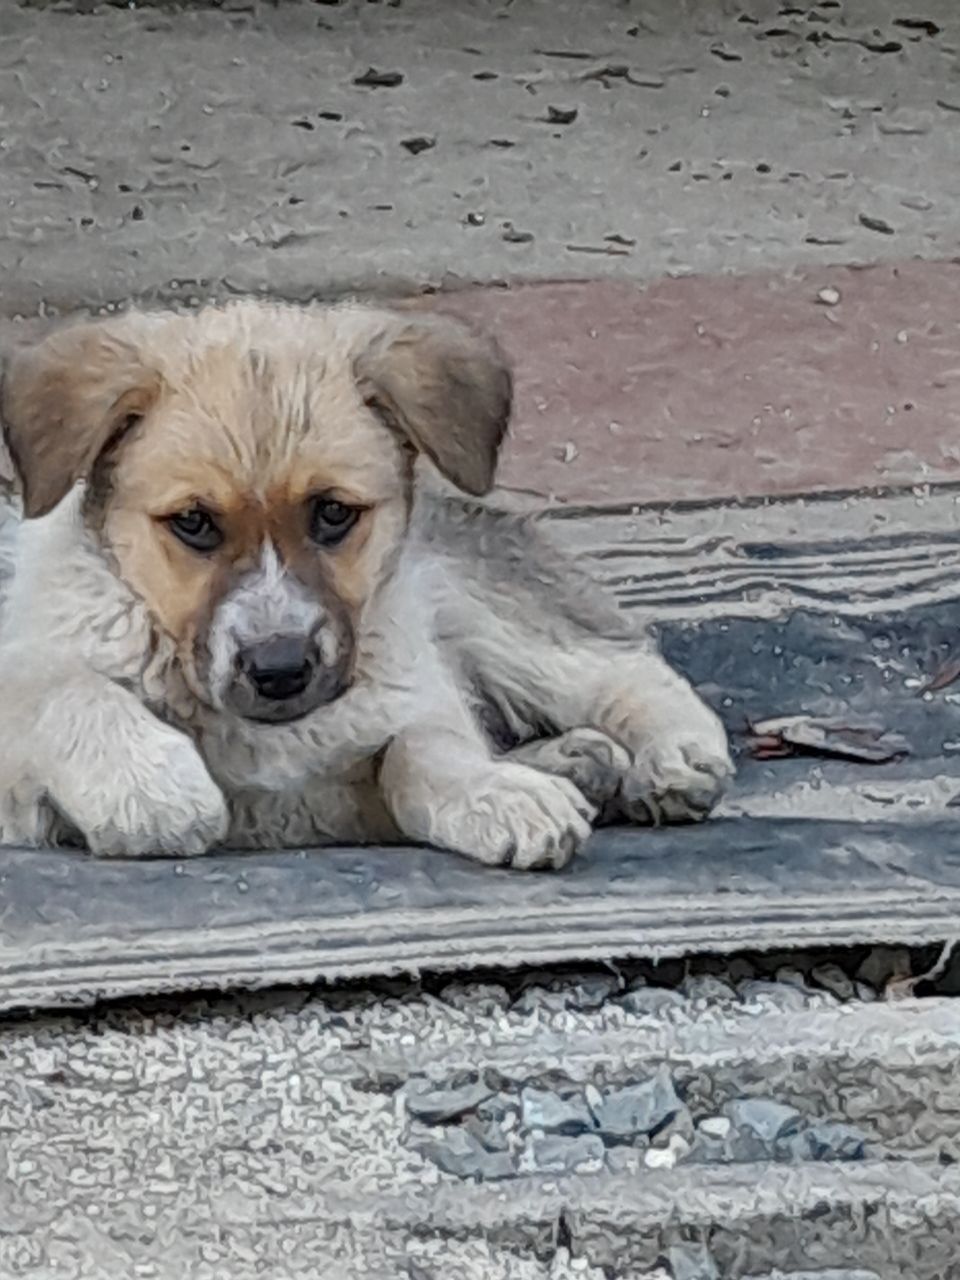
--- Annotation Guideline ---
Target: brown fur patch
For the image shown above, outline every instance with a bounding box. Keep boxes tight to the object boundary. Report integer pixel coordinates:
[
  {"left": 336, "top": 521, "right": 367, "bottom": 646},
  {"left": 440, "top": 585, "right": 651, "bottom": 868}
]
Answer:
[
  {"left": 355, "top": 312, "right": 512, "bottom": 496},
  {"left": 1, "top": 317, "right": 163, "bottom": 518},
  {"left": 3, "top": 301, "right": 511, "bottom": 694}
]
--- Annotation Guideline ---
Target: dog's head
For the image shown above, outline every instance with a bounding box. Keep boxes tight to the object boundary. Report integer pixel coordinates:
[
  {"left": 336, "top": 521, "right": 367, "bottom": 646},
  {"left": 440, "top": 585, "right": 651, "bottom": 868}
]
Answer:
[{"left": 0, "top": 301, "right": 511, "bottom": 722}]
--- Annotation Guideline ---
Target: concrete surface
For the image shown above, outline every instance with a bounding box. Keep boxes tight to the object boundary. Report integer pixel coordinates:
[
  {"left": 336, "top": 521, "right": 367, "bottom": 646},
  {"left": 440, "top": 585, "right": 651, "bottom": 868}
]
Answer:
[
  {"left": 2, "top": 0, "right": 960, "bottom": 315},
  {"left": 4, "top": 0, "right": 960, "bottom": 508},
  {"left": 5, "top": 3, "right": 960, "bottom": 1278},
  {"left": 1, "top": 963, "right": 958, "bottom": 1279},
  {"left": 431, "top": 264, "right": 960, "bottom": 504}
]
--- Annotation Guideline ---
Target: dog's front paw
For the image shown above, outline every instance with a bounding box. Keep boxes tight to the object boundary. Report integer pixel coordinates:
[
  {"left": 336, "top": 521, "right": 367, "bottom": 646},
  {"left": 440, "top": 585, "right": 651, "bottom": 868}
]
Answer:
[
  {"left": 56, "top": 730, "right": 229, "bottom": 858},
  {"left": 428, "top": 763, "right": 595, "bottom": 871},
  {"left": 620, "top": 720, "right": 734, "bottom": 825},
  {"left": 510, "top": 727, "right": 632, "bottom": 810}
]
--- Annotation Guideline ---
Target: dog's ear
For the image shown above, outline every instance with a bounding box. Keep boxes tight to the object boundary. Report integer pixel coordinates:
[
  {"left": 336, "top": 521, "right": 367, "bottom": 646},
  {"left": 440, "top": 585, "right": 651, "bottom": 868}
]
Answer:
[
  {"left": 0, "top": 317, "right": 161, "bottom": 518},
  {"left": 355, "top": 313, "right": 512, "bottom": 496}
]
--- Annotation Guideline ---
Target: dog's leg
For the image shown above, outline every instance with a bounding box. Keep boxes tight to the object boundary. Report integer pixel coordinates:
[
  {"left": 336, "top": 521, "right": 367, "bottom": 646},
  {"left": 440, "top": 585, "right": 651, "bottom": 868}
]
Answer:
[
  {"left": 579, "top": 644, "right": 733, "bottom": 824},
  {"left": 501, "top": 638, "right": 734, "bottom": 825},
  {"left": 0, "top": 657, "right": 228, "bottom": 855},
  {"left": 504, "top": 728, "right": 633, "bottom": 813},
  {"left": 422, "top": 502, "right": 733, "bottom": 827},
  {"left": 379, "top": 710, "right": 596, "bottom": 871}
]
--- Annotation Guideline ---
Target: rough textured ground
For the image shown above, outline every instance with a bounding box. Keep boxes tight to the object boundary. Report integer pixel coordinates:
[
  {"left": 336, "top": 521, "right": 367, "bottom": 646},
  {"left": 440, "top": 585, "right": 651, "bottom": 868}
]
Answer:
[
  {"left": 3, "top": 0, "right": 960, "bottom": 315},
  {"left": 2, "top": 949, "right": 959, "bottom": 1279},
  {"left": 5, "top": 2, "right": 960, "bottom": 1278}
]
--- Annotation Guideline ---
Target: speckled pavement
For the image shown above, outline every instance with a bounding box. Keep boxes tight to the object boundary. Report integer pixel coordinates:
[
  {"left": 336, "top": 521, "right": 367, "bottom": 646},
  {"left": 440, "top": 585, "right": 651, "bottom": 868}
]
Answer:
[
  {"left": 2, "top": 954, "right": 959, "bottom": 1279},
  {"left": 3, "top": 0, "right": 959, "bottom": 314},
  {"left": 5, "top": 2, "right": 960, "bottom": 1278}
]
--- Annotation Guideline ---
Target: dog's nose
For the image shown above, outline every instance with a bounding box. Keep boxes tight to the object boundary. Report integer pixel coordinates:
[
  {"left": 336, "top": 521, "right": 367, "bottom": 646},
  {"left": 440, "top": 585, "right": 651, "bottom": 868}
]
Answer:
[{"left": 240, "top": 636, "right": 316, "bottom": 702}]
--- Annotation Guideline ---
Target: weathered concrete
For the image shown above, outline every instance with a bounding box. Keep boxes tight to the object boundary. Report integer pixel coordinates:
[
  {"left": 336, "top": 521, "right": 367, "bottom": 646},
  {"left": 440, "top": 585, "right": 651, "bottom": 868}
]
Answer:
[
  {"left": 2, "top": 0, "right": 960, "bottom": 316},
  {"left": 430, "top": 263, "right": 960, "bottom": 505},
  {"left": 0, "top": 972, "right": 957, "bottom": 1279},
  {"left": 5, "top": 4, "right": 960, "bottom": 1278}
]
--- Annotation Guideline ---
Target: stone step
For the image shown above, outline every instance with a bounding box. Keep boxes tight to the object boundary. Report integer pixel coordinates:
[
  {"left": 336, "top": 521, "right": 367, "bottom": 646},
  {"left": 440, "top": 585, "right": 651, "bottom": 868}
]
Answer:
[
  {"left": 379, "top": 1162, "right": 960, "bottom": 1279},
  {"left": 4, "top": 967, "right": 954, "bottom": 1279},
  {"left": 308, "top": 1161, "right": 957, "bottom": 1279},
  {"left": 364, "top": 991, "right": 960, "bottom": 1163}
]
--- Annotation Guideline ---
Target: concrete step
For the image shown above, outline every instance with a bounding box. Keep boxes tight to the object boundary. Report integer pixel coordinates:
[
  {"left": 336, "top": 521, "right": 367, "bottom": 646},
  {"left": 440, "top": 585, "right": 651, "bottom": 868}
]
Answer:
[{"left": 4, "top": 967, "right": 956, "bottom": 1278}]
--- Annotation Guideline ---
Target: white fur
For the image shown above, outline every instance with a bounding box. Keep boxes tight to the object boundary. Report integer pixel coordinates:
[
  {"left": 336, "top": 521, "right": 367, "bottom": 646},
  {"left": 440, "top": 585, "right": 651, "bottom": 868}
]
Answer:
[
  {"left": 0, "top": 483, "right": 597, "bottom": 865},
  {"left": 0, "top": 303, "right": 734, "bottom": 868},
  {"left": 0, "top": 478, "right": 732, "bottom": 865}
]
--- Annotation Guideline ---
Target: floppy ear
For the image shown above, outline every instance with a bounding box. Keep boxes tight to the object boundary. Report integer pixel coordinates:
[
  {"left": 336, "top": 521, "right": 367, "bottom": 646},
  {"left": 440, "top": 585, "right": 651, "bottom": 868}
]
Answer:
[
  {"left": 354, "top": 312, "right": 512, "bottom": 496},
  {"left": 0, "top": 317, "right": 160, "bottom": 518}
]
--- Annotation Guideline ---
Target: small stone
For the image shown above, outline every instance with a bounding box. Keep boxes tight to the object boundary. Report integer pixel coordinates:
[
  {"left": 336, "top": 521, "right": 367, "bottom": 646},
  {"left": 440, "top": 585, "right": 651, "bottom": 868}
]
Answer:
[
  {"left": 546, "top": 1249, "right": 611, "bottom": 1280},
  {"left": 476, "top": 1093, "right": 518, "bottom": 1125},
  {"left": 817, "top": 286, "right": 841, "bottom": 306},
  {"left": 514, "top": 973, "right": 618, "bottom": 1014},
  {"left": 544, "top": 105, "right": 578, "bottom": 125},
  {"left": 463, "top": 1115, "right": 511, "bottom": 1152},
  {"left": 465, "top": 211, "right": 486, "bottom": 226},
  {"left": 405, "top": 1074, "right": 491, "bottom": 1124},
  {"left": 353, "top": 67, "right": 404, "bottom": 88},
  {"left": 439, "top": 981, "right": 510, "bottom": 1015},
  {"left": 643, "top": 1142, "right": 678, "bottom": 1169},
  {"left": 558, "top": 442, "right": 579, "bottom": 463},
  {"left": 725, "top": 1098, "right": 802, "bottom": 1144},
  {"left": 617, "top": 987, "right": 684, "bottom": 1016},
  {"left": 401, "top": 135, "right": 436, "bottom": 155},
  {"left": 774, "top": 966, "right": 812, "bottom": 990},
  {"left": 739, "top": 980, "right": 812, "bottom": 1011},
  {"left": 530, "top": 1133, "right": 605, "bottom": 1174},
  {"left": 501, "top": 222, "right": 535, "bottom": 244},
  {"left": 810, "top": 963, "right": 856, "bottom": 1001},
  {"left": 855, "top": 946, "right": 912, "bottom": 991},
  {"left": 784, "top": 1123, "right": 868, "bottom": 1162},
  {"left": 725, "top": 957, "right": 757, "bottom": 983},
  {"left": 414, "top": 1126, "right": 517, "bottom": 1180},
  {"left": 686, "top": 1129, "right": 727, "bottom": 1163},
  {"left": 859, "top": 212, "right": 895, "bottom": 235},
  {"left": 591, "top": 1069, "right": 681, "bottom": 1140},
  {"left": 603, "top": 1146, "right": 648, "bottom": 1175},
  {"left": 520, "top": 1087, "right": 595, "bottom": 1136},
  {"left": 681, "top": 975, "right": 738, "bottom": 1003},
  {"left": 668, "top": 1242, "right": 720, "bottom": 1280},
  {"left": 699, "top": 1116, "right": 732, "bottom": 1139}
]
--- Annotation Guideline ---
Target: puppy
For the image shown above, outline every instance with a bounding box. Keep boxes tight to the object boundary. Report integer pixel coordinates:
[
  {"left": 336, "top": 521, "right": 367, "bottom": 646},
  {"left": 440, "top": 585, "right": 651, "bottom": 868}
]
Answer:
[{"left": 0, "top": 301, "right": 733, "bottom": 869}]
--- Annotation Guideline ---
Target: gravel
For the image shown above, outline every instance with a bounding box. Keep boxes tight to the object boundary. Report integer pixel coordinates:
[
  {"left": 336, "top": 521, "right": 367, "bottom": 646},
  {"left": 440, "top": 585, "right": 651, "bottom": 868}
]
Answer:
[
  {"left": 520, "top": 1086, "right": 595, "bottom": 1136},
  {"left": 527, "top": 1133, "right": 605, "bottom": 1175},
  {"left": 616, "top": 986, "right": 687, "bottom": 1016},
  {"left": 0, "top": 945, "right": 939, "bottom": 1275},
  {"left": 669, "top": 1242, "right": 720, "bottom": 1280},
  {"left": 409, "top": 1125, "right": 518, "bottom": 1181},
  {"left": 590, "top": 1069, "right": 683, "bottom": 1142},
  {"left": 725, "top": 1099, "right": 804, "bottom": 1144},
  {"left": 783, "top": 1123, "right": 870, "bottom": 1162},
  {"left": 403, "top": 1073, "right": 493, "bottom": 1124}
]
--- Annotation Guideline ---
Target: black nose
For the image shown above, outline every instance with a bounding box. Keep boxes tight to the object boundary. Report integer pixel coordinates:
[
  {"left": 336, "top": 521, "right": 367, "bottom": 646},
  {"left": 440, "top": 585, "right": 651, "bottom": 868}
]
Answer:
[{"left": 241, "top": 636, "right": 316, "bottom": 702}]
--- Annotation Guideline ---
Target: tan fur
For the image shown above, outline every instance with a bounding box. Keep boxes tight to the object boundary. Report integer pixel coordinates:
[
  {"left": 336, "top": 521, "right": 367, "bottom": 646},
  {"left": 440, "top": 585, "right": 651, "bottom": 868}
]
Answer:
[
  {"left": 0, "top": 299, "right": 733, "bottom": 866},
  {"left": 1, "top": 316, "right": 164, "bottom": 518},
  {"left": 355, "top": 311, "right": 510, "bottom": 496},
  {"left": 2, "top": 304, "right": 497, "bottom": 698}
]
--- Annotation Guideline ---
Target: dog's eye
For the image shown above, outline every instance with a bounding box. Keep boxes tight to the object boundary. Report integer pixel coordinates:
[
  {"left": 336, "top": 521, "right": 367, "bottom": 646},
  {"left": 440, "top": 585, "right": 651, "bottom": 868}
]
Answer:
[
  {"left": 310, "top": 496, "right": 360, "bottom": 547},
  {"left": 167, "top": 508, "right": 223, "bottom": 552}
]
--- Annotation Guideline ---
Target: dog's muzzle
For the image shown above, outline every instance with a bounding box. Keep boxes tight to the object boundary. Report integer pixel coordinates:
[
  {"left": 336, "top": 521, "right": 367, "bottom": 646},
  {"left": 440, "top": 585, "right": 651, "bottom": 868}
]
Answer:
[{"left": 228, "top": 632, "right": 352, "bottom": 723}]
